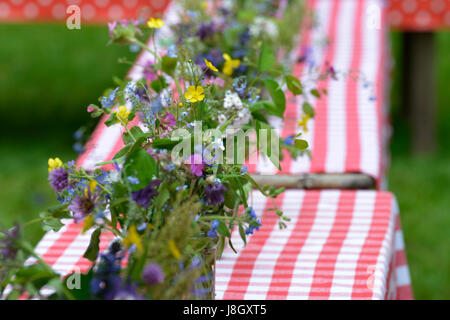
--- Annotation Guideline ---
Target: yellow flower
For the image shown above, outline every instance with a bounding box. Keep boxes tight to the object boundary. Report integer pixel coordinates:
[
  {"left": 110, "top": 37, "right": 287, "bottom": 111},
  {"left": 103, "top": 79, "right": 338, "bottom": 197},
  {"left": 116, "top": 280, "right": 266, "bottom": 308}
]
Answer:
[
  {"left": 81, "top": 214, "right": 95, "bottom": 234},
  {"left": 147, "top": 18, "right": 165, "bottom": 29},
  {"left": 168, "top": 240, "right": 182, "bottom": 260},
  {"left": 184, "top": 86, "right": 205, "bottom": 103},
  {"left": 84, "top": 180, "right": 97, "bottom": 197},
  {"left": 204, "top": 58, "right": 218, "bottom": 72},
  {"left": 298, "top": 114, "right": 310, "bottom": 134},
  {"left": 178, "top": 102, "right": 183, "bottom": 107},
  {"left": 201, "top": 1, "right": 208, "bottom": 10},
  {"left": 222, "top": 53, "right": 240, "bottom": 76},
  {"left": 123, "top": 225, "right": 143, "bottom": 253},
  {"left": 115, "top": 106, "right": 131, "bottom": 125},
  {"left": 48, "top": 157, "right": 63, "bottom": 172}
]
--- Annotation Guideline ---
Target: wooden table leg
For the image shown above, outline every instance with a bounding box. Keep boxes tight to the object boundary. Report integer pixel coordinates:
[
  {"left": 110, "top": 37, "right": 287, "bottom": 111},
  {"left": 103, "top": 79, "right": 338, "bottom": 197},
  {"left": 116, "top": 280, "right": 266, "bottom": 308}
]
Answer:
[{"left": 403, "top": 32, "right": 436, "bottom": 154}]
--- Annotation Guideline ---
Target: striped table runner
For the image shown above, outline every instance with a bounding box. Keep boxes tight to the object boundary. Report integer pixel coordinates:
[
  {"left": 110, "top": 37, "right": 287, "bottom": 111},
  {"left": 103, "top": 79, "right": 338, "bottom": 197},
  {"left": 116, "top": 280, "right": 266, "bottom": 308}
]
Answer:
[{"left": 26, "top": 190, "right": 412, "bottom": 299}]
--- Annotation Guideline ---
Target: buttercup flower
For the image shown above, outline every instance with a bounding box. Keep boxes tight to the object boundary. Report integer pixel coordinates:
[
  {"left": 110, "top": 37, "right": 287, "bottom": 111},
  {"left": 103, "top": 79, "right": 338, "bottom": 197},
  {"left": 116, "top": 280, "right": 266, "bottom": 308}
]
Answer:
[
  {"left": 222, "top": 53, "right": 240, "bottom": 76},
  {"left": 142, "top": 263, "right": 165, "bottom": 285},
  {"left": 115, "top": 106, "right": 131, "bottom": 125},
  {"left": 147, "top": 18, "right": 165, "bottom": 29},
  {"left": 185, "top": 86, "right": 205, "bottom": 103},
  {"left": 49, "top": 167, "right": 69, "bottom": 192},
  {"left": 123, "top": 225, "right": 143, "bottom": 253},
  {"left": 298, "top": 114, "right": 310, "bottom": 133},
  {"left": 204, "top": 58, "right": 218, "bottom": 72},
  {"left": 48, "top": 157, "right": 63, "bottom": 172}
]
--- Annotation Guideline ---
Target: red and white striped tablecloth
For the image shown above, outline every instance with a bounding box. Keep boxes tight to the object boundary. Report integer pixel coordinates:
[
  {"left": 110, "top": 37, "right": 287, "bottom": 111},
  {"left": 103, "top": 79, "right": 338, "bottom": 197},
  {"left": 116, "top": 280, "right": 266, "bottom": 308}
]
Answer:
[
  {"left": 250, "top": 0, "right": 391, "bottom": 188},
  {"left": 26, "top": 190, "right": 412, "bottom": 299}
]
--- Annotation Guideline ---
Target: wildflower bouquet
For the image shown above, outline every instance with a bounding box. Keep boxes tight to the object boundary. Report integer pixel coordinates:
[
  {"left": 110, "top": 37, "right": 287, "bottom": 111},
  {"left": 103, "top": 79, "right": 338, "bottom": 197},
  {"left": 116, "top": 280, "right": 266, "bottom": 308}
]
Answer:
[{"left": 1, "top": 0, "right": 318, "bottom": 300}]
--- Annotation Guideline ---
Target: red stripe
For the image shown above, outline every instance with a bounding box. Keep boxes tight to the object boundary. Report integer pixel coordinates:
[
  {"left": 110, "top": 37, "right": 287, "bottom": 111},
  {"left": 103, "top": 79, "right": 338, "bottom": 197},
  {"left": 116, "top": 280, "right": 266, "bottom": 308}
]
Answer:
[
  {"left": 265, "top": 191, "right": 321, "bottom": 299},
  {"left": 351, "top": 192, "right": 392, "bottom": 299},
  {"left": 396, "top": 285, "right": 414, "bottom": 300},
  {"left": 278, "top": 0, "right": 317, "bottom": 174},
  {"left": 308, "top": 191, "right": 356, "bottom": 299},
  {"left": 222, "top": 194, "right": 285, "bottom": 299},
  {"left": 40, "top": 222, "right": 82, "bottom": 265},
  {"left": 345, "top": 0, "right": 364, "bottom": 172},
  {"left": 310, "top": 0, "right": 340, "bottom": 172}
]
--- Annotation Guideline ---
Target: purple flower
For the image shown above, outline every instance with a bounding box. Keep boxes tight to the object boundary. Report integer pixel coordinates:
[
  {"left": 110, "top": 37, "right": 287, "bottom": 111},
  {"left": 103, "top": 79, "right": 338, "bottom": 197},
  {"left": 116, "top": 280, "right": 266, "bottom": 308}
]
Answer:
[
  {"left": 113, "top": 281, "right": 145, "bottom": 300},
  {"left": 143, "top": 60, "right": 157, "bottom": 82},
  {"left": 142, "top": 263, "right": 165, "bottom": 285},
  {"left": 108, "top": 21, "right": 117, "bottom": 38},
  {"left": 196, "top": 22, "right": 215, "bottom": 40},
  {"left": 207, "top": 229, "right": 217, "bottom": 239},
  {"left": 0, "top": 224, "right": 20, "bottom": 261},
  {"left": 131, "top": 180, "right": 161, "bottom": 208},
  {"left": 49, "top": 167, "right": 69, "bottom": 192},
  {"left": 204, "top": 182, "right": 227, "bottom": 206},
  {"left": 69, "top": 194, "right": 96, "bottom": 223},
  {"left": 189, "top": 154, "right": 204, "bottom": 177},
  {"left": 159, "top": 112, "right": 176, "bottom": 137}
]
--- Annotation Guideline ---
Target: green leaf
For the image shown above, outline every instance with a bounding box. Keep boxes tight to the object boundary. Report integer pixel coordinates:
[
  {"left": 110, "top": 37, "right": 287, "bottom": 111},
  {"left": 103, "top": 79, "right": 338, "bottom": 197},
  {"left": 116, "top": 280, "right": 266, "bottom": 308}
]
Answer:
[
  {"left": 310, "top": 88, "right": 321, "bottom": 98},
  {"left": 113, "top": 144, "right": 131, "bottom": 160},
  {"left": 152, "top": 137, "right": 183, "bottom": 150},
  {"left": 83, "top": 228, "right": 101, "bottom": 262},
  {"left": 258, "top": 42, "right": 275, "bottom": 72},
  {"left": 216, "top": 236, "right": 225, "bottom": 259},
  {"left": 217, "top": 221, "right": 231, "bottom": 238},
  {"left": 123, "top": 148, "right": 157, "bottom": 191},
  {"left": 104, "top": 113, "right": 118, "bottom": 127},
  {"left": 251, "top": 100, "right": 282, "bottom": 118},
  {"left": 294, "top": 139, "right": 309, "bottom": 150},
  {"left": 161, "top": 56, "right": 178, "bottom": 76},
  {"left": 238, "top": 223, "right": 247, "bottom": 246},
  {"left": 263, "top": 79, "right": 286, "bottom": 117},
  {"left": 228, "top": 238, "right": 237, "bottom": 254},
  {"left": 150, "top": 76, "right": 168, "bottom": 93},
  {"left": 302, "top": 102, "right": 315, "bottom": 117},
  {"left": 285, "top": 75, "right": 303, "bottom": 95}
]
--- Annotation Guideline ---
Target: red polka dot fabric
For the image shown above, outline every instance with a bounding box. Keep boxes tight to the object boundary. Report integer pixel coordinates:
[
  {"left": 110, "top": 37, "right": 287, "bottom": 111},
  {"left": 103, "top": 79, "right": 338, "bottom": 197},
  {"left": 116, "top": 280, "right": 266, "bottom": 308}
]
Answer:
[
  {"left": 0, "top": 0, "right": 170, "bottom": 23},
  {"left": 388, "top": 0, "right": 450, "bottom": 30}
]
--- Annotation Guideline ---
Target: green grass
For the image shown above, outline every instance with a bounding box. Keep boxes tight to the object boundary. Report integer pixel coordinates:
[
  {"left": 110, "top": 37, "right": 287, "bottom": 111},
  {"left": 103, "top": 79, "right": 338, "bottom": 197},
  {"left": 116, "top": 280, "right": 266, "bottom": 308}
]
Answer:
[
  {"left": 388, "top": 31, "right": 450, "bottom": 299},
  {"left": 0, "top": 24, "right": 137, "bottom": 242},
  {"left": 0, "top": 24, "right": 449, "bottom": 299}
]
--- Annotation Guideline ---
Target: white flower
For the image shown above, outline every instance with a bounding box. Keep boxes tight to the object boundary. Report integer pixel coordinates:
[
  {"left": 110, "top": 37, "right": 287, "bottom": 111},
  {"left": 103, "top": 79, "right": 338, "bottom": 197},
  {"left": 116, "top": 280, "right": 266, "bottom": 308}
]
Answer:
[
  {"left": 211, "top": 137, "right": 225, "bottom": 151},
  {"left": 223, "top": 90, "right": 243, "bottom": 110},
  {"left": 105, "top": 171, "right": 120, "bottom": 183},
  {"left": 233, "top": 108, "right": 251, "bottom": 127},
  {"left": 249, "top": 17, "right": 278, "bottom": 39},
  {"left": 217, "top": 113, "right": 227, "bottom": 125}
]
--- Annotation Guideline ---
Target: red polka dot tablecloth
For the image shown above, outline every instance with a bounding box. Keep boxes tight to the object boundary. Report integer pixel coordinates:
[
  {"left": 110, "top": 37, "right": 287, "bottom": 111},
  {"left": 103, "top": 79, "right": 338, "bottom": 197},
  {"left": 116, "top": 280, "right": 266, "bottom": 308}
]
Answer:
[
  {"left": 0, "top": 0, "right": 170, "bottom": 23},
  {"left": 388, "top": 0, "right": 450, "bottom": 30}
]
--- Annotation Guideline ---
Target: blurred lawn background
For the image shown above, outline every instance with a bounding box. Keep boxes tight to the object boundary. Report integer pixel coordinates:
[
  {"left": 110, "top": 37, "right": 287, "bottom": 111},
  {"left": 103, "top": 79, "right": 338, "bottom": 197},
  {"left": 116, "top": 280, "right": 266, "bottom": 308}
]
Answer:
[{"left": 0, "top": 25, "right": 449, "bottom": 299}]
